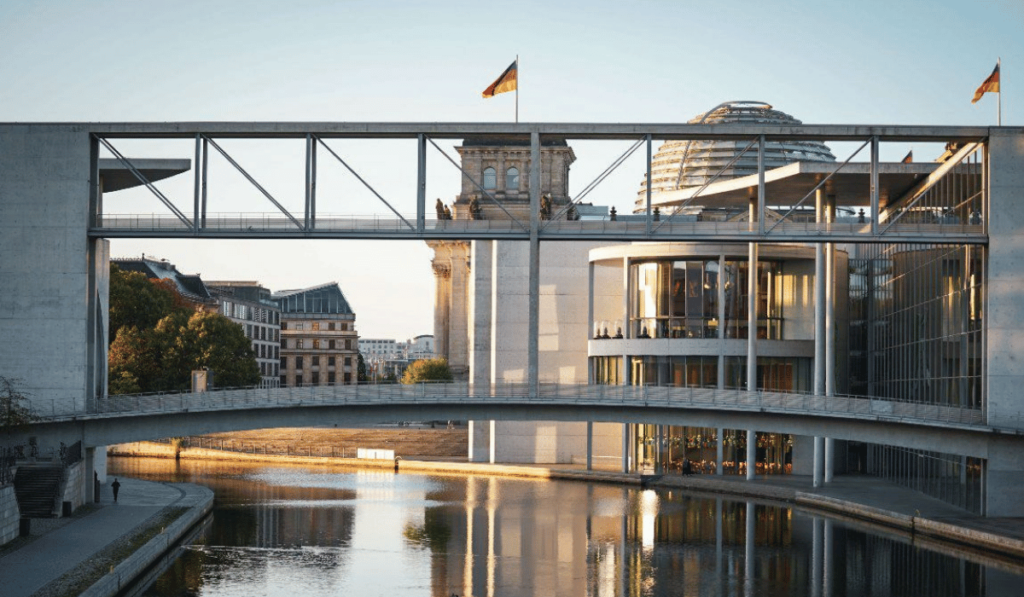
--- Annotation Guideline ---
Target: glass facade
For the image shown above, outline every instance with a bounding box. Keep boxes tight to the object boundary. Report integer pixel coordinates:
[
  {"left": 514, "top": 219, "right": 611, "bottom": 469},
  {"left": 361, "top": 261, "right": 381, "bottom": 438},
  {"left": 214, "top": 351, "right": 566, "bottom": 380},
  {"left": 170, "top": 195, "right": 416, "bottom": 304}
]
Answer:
[
  {"left": 849, "top": 244, "right": 983, "bottom": 407},
  {"left": 633, "top": 425, "right": 792, "bottom": 476},
  {"left": 627, "top": 259, "right": 783, "bottom": 340}
]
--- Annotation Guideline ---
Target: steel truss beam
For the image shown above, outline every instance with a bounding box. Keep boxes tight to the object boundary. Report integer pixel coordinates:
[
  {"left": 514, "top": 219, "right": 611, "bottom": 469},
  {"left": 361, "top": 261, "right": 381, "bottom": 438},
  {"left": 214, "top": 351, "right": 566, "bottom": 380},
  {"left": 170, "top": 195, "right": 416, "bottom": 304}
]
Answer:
[{"left": 90, "top": 123, "right": 994, "bottom": 245}]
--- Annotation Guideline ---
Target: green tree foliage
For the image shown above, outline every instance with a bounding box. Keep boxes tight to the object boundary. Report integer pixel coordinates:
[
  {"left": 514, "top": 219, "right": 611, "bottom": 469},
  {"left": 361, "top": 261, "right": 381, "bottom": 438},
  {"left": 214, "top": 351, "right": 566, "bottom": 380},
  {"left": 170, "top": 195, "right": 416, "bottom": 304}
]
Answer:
[
  {"left": 107, "top": 264, "right": 260, "bottom": 394},
  {"left": 0, "top": 376, "right": 39, "bottom": 431},
  {"left": 400, "top": 358, "right": 453, "bottom": 384},
  {"left": 109, "top": 310, "right": 260, "bottom": 393},
  {"left": 357, "top": 353, "right": 368, "bottom": 383}
]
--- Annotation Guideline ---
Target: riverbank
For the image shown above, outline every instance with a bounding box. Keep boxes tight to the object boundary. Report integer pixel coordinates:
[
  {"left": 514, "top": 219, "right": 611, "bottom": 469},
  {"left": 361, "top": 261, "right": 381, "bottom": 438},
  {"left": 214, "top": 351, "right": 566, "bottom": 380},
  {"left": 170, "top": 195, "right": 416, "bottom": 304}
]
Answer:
[{"left": 0, "top": 478, "right": 213, "bottom": 597}]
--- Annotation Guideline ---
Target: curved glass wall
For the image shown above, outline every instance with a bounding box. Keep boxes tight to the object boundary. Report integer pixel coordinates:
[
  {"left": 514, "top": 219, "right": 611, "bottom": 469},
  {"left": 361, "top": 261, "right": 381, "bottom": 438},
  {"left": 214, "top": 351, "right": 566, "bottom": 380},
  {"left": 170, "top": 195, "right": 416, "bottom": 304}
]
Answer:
[
  {"left": 629, "top": 259, "right": 782, "bottom": 340},
  {"left": 634, "top": 425, "right": 792, "bottom": 476},
  {"left": 623, "top": 356, "right": 811, "bottom": 393}
]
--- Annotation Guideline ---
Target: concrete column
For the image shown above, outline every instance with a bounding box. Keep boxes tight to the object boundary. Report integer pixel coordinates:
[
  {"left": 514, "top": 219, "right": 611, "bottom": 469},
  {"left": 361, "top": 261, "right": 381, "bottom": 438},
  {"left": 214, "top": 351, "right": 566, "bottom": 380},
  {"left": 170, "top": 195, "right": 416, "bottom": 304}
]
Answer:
[
  {"left": 621, "top": 257, "right": 630, "bottom": 384},
  {"left": 746, "top": 238, "right": 758, "bottom": 482},
  {"left": 824, "top": 195, "right": 836, "bottom": 483},
  {"left": 469, "top": 241, "right": 493, "bottom": 387},
  {"left": 824, "top": 439, "right": 834, "bottom": 483},
  {"left": 814, "top": 189, "right": 826, "bottom": 396},
  {"left": 85, "top": 446, "right": 96, "bottom": 503},
  {"left": 813, "top": 436, "right": 824, "bottom": 488},
  {"left": 489, "top": 420, "right": 496, "bottom": 464},
  {"left": 716, "top": 427, "right": 724, "bottom": 476},
  {"left": 747, "top": 241, "right": 758, "bottom": 392},
  {"left": 621, "top": 423, "right": 630, "bottom": 473},
  {"left": 746, "top": 429, "right": 756, "bottom": 480},
  {"left": 527, "top": 132, "right": 541, "bottom": 398},
  {"left": 586, "top": 421, "right": 593, "bottom": 471},
  {"left": 468, "top": 420, "right": 475, "bottom": 461}
]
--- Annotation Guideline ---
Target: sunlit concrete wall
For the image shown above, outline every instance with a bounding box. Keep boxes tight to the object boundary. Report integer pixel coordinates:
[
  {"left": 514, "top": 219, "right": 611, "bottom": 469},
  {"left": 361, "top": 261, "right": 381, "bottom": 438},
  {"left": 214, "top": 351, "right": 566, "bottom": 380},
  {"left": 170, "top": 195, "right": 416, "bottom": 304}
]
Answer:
[
  {"left": 472, "top": 239, "right": 617, "bottom": 464},
  {"left": 0, "top": 126, "right": 107, "bottom": 417},
  {"left": 983, "top": 128, "right": 1024, "bottom": 515}
]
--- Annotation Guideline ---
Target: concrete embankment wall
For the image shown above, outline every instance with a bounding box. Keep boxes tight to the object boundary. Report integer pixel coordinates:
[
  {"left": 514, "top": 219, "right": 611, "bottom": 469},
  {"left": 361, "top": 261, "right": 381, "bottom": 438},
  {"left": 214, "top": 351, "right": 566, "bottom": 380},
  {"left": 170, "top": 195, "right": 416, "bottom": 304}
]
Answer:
[
  {"left": 61, "top": 461, "right": 85, "bottom": 514},
  {"left": 80, "top": 484, "right": 214, "bottom": 597},
  {"left": 0, "top": 485, "right": 20, "bottom": 546}
]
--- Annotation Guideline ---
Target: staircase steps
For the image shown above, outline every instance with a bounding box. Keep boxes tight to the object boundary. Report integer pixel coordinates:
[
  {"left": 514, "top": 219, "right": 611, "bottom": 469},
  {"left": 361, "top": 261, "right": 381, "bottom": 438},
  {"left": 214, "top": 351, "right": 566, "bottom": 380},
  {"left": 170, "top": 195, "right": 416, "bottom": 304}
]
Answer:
[{"left": 13, "top": 465, "right": 63, "bottom": 518}]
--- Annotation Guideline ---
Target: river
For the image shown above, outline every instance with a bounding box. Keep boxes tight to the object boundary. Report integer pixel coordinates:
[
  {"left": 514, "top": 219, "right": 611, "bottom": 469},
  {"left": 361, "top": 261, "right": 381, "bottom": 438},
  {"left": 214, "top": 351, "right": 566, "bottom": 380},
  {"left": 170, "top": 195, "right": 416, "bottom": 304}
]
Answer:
[{"left": 109, "top": 457, "right": 1023, "bottom": 596}]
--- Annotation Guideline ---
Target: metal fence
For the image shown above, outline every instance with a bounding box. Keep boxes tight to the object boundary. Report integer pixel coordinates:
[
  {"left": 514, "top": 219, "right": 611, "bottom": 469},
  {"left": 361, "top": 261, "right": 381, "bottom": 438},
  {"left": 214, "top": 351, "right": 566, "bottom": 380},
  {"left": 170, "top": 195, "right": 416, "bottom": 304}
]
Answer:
[{"left": 63, "top": 382, "right": 993, "bottom": 431}]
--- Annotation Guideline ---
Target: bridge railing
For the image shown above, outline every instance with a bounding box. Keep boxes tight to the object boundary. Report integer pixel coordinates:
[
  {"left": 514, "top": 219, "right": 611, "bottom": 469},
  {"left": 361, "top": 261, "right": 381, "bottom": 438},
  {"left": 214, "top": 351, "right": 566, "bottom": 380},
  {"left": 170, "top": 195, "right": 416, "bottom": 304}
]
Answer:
[{"left": 70, "top": 382, "right": 990, "bottom": 430}]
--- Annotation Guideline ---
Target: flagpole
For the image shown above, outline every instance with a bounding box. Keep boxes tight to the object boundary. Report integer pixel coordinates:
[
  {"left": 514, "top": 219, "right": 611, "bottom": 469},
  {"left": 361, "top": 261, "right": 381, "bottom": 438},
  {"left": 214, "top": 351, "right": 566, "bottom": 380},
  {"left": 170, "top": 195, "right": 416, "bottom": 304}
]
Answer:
[
  {"left": 998, "top": 57, "right": 1002, "bottom": 126},
  {"left": 516, "top": 54, "right": 519, "bottom": 124}
]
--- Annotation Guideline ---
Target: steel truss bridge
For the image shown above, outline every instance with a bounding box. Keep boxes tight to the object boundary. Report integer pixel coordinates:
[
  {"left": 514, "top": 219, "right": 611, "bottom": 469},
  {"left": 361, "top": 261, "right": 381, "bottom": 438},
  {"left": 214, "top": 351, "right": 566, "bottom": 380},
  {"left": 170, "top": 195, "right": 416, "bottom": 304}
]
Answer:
[{"left": 91, "top": 123, "right": 989, "bottom": 244}]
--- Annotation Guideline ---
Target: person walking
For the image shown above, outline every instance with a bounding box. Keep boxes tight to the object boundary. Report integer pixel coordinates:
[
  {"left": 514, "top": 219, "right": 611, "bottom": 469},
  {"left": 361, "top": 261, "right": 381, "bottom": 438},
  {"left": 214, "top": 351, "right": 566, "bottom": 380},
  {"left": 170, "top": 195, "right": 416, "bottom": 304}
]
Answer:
[{"left": 111, "top": 478, "right": 121, "bottom": 503}]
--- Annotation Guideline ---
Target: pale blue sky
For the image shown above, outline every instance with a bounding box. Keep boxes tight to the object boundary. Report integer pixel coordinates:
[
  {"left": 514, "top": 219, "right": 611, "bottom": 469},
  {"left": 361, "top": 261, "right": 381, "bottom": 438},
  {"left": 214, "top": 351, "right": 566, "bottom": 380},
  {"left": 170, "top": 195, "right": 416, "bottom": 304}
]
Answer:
[{"left": 2, "top": 0, "right": 1020, "bottom": 339}]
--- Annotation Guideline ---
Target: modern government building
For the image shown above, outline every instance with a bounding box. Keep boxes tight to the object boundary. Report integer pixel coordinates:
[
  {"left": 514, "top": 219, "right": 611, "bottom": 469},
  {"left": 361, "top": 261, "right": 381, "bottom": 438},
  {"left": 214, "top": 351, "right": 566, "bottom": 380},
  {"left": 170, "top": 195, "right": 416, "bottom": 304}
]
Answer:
[
  {"left": 430, "top": 101, "right": 1000, "bottom": 515},
  {"left": 1, "top": 106, "right": 1021, "bottom": 523}
]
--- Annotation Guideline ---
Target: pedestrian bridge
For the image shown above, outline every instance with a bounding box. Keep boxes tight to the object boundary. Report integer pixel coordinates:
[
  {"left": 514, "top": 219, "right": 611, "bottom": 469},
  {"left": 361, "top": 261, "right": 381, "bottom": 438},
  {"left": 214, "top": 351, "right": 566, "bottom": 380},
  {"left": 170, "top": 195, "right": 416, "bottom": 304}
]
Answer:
[{"left": 25, "top": 383, "right": 1021, "bottom": 460}]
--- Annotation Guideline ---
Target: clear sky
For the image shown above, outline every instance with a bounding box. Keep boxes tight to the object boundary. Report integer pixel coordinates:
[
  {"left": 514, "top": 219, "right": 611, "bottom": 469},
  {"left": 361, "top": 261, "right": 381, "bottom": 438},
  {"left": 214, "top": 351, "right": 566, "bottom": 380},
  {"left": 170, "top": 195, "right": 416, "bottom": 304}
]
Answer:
[{"left": 2, "top": 0, "right": 1020, "bottom": 340}]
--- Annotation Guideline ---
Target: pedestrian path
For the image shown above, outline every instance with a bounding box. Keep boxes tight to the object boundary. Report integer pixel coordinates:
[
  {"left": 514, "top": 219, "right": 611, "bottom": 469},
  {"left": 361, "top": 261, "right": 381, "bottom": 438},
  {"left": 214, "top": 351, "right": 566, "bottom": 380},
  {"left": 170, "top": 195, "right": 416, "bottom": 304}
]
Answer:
[{"left": 0, "top": 478, "right": 204, "bottom": 597}]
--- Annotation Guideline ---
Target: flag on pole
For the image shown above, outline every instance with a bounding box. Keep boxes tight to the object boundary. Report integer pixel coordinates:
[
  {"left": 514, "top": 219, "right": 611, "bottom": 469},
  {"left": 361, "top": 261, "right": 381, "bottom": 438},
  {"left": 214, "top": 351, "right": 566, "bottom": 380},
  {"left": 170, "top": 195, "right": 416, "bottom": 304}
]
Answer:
[
  {"left": 901, "top": 150, "right": 913, "bottom": 164},
  {"left": 971, "top": 63, "right": 1000, "bottom": 104},
  {"left": 482, "top": 60, "right": 518, "bottom": 98}
]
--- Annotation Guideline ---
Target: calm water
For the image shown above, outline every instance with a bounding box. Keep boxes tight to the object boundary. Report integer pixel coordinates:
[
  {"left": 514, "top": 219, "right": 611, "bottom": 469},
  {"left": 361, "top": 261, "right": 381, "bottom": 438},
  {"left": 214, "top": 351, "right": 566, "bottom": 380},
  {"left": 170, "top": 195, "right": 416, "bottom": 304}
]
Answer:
[{"left": 110, "top": 457, "right": 1023, "bottom": 597}]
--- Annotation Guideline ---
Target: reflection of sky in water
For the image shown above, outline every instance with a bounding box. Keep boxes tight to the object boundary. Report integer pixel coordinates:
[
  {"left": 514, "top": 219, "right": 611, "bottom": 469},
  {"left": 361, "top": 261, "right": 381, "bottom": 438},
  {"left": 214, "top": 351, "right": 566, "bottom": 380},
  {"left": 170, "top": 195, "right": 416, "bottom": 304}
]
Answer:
[{"left": 122, "top": 458, "right": 1024, "bottom": 597}]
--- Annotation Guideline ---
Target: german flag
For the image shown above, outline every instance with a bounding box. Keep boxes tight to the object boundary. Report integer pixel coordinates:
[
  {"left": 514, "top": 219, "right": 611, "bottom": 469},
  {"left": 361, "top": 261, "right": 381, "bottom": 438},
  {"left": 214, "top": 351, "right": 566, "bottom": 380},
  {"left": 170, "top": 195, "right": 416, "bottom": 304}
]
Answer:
[
  {"left": 972, "top": 63, "right": 1000, "bottom": 104},
  {"left": 482, "top": 60, "right": 518, "bottom": 98}
]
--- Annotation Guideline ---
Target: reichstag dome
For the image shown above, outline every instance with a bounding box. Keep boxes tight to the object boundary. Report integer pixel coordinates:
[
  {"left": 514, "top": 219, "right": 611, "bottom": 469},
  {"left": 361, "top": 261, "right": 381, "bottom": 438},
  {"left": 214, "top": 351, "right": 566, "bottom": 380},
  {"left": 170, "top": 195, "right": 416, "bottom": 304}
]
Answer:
[{"left": 635, "top": 101, "right": 836, "bottom": 211}]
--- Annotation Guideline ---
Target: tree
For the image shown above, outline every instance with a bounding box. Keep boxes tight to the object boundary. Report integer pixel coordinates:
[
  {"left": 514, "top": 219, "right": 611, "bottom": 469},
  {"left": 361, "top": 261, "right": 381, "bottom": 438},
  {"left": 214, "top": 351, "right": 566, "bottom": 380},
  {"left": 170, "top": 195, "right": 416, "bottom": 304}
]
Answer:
[
  {"left": 357, "top": 353, "right": 368, "bottom": 383},
  {"left": 108, "top": 264, "right": 187, "bottom": 340},
  {"left": 0, "top": 376, "right": 39, "bottom": 431},
  {"left": 109, "top": 310, "right": 260, "bottom": 394},
  {"left": 401, "top": 358, "right": 453, "bottom": 384},
  {"left": 108, "top": 264, "right": 260, "bottom": 394},
  {"left": 157, "top": 310, "right": 261, "bottom": 391}
]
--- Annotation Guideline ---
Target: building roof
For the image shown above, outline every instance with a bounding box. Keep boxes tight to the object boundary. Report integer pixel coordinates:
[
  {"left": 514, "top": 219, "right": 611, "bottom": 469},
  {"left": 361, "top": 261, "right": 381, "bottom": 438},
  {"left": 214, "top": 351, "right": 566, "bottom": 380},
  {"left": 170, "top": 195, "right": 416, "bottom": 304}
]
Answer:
[
  {"left": 636, "top": 101, "right": 836, "bottom": 211},
  {"left": 113, "top": 257, "right": 215, "bottom": 304},
  {"left": 206, "top": 281, "right": 278, "bottom": 308},
  {"left": 273, "top": 282, "right": 354, "bottom": 315}
]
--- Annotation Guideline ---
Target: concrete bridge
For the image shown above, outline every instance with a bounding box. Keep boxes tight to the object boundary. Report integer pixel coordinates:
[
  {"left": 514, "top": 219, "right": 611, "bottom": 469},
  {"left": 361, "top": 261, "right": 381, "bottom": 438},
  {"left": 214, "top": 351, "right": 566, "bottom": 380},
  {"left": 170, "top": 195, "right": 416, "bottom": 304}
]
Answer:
[{"left": 21, "top": 383, "right": 1020, "bottom": 466}]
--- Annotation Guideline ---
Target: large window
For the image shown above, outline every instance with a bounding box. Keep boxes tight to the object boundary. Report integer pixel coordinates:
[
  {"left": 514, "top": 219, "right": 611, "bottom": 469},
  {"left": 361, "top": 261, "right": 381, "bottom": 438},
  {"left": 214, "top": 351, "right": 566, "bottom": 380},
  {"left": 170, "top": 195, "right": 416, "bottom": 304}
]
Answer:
[
  {"left": 483, "top": 167, "right": 496, "bottom": 189},
  {"left": 629, "top": 355, "right": 718, "bottom": 388},
  {"left": 506, "top": 167, "right": 519, "bottom": 190},
  {"left": 631, "top": 259, "right": 721, "bottom": 338}
]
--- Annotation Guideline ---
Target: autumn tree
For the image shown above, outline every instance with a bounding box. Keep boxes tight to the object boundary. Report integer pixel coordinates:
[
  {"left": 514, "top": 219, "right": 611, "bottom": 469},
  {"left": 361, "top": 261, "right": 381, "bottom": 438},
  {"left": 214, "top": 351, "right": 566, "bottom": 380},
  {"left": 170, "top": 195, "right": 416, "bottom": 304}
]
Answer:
[
  {"left": 108, "top": 264, "right": 188, "bottom": 339},
  {"left": 107, "top": 263, "right": 260, "bottom": 394},
  {"left": 400, "top": 358, "right": 453, "bottom": 384}
]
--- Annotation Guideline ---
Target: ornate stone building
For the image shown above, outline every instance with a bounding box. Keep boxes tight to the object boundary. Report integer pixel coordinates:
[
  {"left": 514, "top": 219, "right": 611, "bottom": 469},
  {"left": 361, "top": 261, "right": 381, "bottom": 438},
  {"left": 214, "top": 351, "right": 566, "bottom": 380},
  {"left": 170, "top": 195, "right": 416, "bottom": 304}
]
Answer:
[
  {"left": 274, "top": 283, "right": 359, "bottom": 387},
  {"left": 430, "top": 137, "right": 576, "bottom": 380}
]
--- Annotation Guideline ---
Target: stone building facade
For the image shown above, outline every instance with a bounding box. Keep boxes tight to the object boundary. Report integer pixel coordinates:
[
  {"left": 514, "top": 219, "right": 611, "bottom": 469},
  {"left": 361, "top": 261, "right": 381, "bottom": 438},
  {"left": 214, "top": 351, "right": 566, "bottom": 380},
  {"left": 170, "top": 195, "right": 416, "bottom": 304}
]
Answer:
[
  {"left": 207, "top": 281, "right": 282, "bottom": 388},
  {"left": 430, "top": 137, "right": 576, "bottom": 380},
  {"left": 275, "top": 283, "right": 359, "bottom": 387}
]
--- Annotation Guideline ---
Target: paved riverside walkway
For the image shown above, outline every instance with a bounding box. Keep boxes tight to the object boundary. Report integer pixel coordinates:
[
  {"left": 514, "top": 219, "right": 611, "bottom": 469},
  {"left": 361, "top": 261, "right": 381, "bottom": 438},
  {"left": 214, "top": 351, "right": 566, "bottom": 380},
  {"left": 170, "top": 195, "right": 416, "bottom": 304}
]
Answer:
[{"left": 0, "top": 478, "right": 209, "bottom": 597}]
